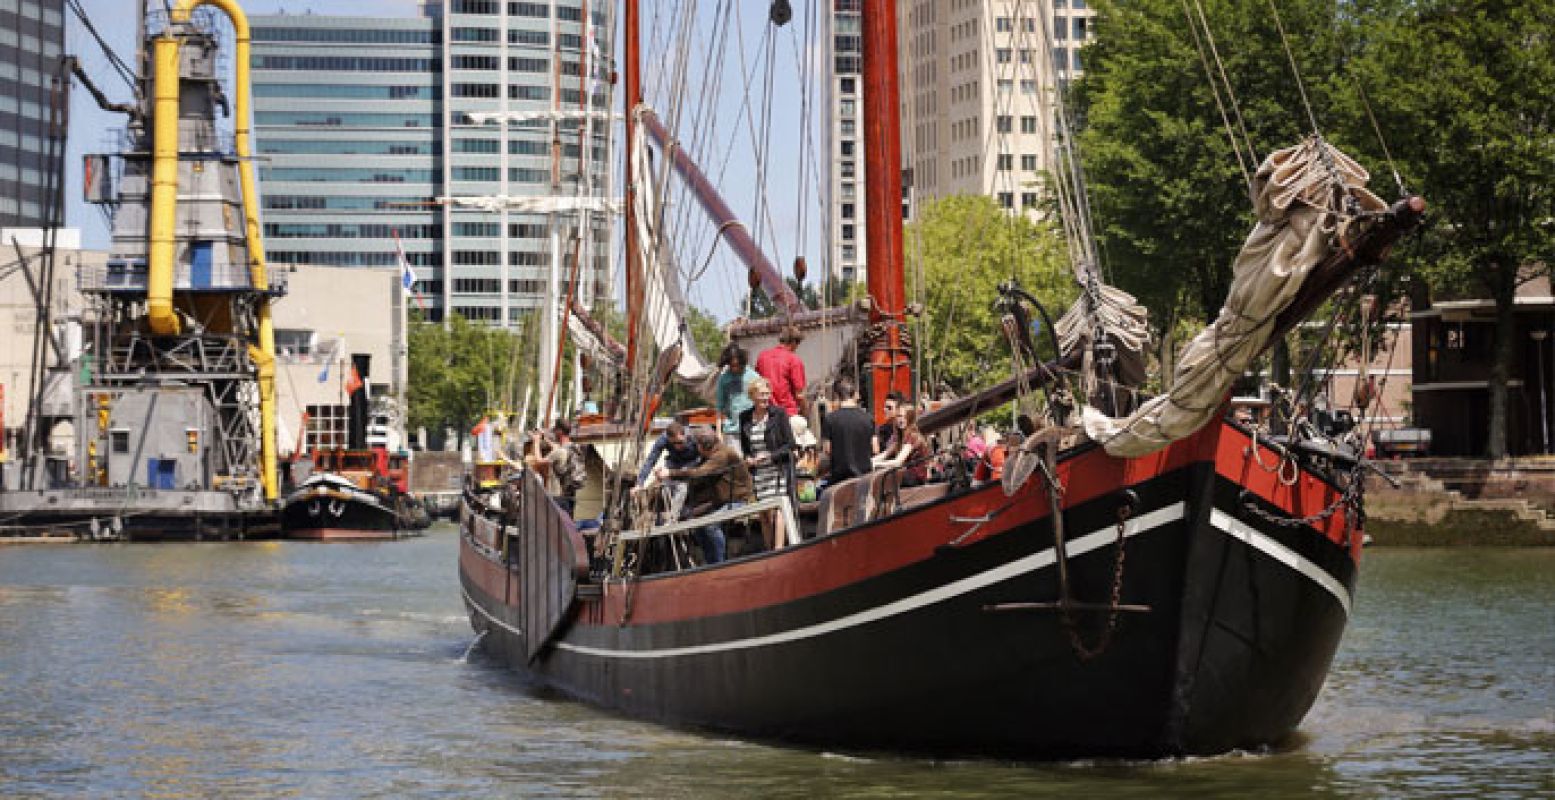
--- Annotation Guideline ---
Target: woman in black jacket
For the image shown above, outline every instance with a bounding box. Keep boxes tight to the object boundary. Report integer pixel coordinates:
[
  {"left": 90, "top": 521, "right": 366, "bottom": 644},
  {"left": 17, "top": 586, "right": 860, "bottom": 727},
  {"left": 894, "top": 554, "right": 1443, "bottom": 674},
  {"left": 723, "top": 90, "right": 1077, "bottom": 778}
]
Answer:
[{"left": 738, "top": 377, "right": 798, "bottom": 548}]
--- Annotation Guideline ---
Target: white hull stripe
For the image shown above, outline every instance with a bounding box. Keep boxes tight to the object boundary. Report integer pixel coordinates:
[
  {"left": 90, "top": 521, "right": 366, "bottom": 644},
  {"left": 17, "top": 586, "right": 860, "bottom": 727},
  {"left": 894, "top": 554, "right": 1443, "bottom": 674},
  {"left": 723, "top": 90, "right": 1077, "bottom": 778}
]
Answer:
[
  {"left": 1208, "top": 509, "right": 1353, "bottom": 616},
  {"left": 462, "top": 583, "right": 523, "bottom": 638},
  {"left": 546, "top": 502, "right": 1189, "bottom": 660}
]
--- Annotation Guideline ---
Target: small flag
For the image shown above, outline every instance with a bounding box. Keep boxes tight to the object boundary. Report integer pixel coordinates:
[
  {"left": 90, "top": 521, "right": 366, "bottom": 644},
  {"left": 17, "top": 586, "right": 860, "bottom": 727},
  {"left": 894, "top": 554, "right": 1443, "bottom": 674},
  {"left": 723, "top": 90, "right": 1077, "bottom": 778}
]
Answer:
[
  {"left": 317, "top": 360, "right": 331, "bottom": 384},
  {"left": 344, "top": 365, "right": 364, "bottom": 397},
  {"left": 393, "top": 231, "right": 427, "bottom": 311}
]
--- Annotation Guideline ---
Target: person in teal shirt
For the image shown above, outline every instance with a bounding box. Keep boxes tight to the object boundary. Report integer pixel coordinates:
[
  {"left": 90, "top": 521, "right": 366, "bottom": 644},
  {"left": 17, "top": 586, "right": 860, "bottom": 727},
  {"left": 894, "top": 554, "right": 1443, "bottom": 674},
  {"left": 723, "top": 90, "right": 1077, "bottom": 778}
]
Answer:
[{"left": 716, "top": 343, "right": 758, "bottom": 454}]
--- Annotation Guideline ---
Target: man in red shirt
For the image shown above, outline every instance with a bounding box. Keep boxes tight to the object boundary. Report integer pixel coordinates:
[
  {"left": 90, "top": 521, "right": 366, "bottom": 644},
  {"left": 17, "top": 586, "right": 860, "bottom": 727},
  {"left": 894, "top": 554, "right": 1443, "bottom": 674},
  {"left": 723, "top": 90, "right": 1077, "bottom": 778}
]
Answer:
[{"left": 756, "top": 325, "right": 807, "bottom": 417}]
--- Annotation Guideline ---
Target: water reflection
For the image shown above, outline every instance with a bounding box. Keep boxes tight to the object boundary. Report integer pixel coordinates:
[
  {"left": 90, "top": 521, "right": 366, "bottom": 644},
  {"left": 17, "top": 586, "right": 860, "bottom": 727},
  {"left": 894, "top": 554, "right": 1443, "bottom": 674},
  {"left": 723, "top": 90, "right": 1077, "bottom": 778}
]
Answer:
[{"left": 0, "top": 536, "right": 1549, "bottom": 798}]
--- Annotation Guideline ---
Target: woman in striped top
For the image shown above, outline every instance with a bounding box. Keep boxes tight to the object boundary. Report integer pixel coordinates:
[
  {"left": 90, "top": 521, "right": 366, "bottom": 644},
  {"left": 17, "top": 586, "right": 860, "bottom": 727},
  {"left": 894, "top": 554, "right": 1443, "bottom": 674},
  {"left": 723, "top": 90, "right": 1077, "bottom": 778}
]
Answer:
[{"left": 738, "top": 377, "right": 797, "bottom": 549}]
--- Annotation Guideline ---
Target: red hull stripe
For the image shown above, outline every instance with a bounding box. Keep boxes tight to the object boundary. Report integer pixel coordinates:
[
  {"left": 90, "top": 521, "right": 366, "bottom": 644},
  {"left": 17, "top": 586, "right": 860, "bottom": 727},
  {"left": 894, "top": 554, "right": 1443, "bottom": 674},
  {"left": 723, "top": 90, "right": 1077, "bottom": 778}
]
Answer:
[
  {"left": 472, "top": 502, "right": 1188, "bottom": 658},
  {"left": 584, "top": 431, "right": 1212, "bottom": 626},
  {"left": 1216, "top": 425, "right": 1363, "bottom": 564}
]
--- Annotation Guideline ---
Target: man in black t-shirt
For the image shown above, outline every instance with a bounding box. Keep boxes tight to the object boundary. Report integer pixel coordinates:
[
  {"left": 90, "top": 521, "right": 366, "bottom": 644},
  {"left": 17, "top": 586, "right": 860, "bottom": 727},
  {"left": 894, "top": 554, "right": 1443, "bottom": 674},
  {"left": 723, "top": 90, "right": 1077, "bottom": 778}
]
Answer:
[{"left": 821, "top": 376, "right": 876, "bottom": 487}]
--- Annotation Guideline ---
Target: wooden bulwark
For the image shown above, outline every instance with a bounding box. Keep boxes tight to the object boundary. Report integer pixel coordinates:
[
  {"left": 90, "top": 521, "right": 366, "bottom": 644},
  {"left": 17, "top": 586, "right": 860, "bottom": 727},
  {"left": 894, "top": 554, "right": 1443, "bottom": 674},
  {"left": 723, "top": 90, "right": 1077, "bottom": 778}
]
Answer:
[{"left": 516, "top": 468, "right": 590, "bottom": 663}]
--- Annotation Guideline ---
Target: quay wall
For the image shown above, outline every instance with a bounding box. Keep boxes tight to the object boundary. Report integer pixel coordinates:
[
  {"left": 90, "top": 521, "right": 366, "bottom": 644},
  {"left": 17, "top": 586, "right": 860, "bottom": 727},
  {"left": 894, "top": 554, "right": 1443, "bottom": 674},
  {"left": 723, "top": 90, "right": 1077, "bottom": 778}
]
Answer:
[{"left": 1365, "top": 458, "right": 1555, "bottom": 545}]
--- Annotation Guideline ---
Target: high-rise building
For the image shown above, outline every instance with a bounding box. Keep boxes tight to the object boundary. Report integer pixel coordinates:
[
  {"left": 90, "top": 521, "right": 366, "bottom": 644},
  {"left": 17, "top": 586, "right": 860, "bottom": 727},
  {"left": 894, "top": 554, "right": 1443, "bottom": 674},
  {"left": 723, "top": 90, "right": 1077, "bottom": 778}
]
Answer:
[
  {"left": 898, "top": 0, "right": 1095, "bottom": 219},
  {"left": 826, "top": 0, "right": 865, "bottom": 284},
  {"left": 0, "top": 0, "right": 65, "bottom": 228},
  {"left": 251, "top": 0, "right": 613, "bottom": 327},
  {"left": 251, "top": 14, "right": 442, "bottom": 282}
]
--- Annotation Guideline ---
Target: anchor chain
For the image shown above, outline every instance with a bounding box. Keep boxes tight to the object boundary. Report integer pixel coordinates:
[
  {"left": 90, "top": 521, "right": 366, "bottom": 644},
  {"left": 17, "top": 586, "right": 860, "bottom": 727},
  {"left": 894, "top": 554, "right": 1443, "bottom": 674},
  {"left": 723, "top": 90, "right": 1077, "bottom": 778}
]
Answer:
[
  {"left": 1240, "top": 462, "right": 1367, "bottom": 531},
  {"left": 1061, "top": 502, "right": 1131, "bottom": 661}
]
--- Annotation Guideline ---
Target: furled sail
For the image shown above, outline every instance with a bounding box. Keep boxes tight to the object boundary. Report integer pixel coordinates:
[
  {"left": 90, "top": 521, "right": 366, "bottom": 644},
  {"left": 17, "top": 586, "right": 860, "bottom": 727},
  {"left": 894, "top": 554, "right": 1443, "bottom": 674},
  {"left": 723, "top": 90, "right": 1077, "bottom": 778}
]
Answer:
[
  {"left": 566, "top": 300, "right": 625, "bottom": 370},
  {"left": 631, "top": 110, "right": 714, "bottom": 386},
  {"left": 438, "top": 195, "right": 621, "bottom": 214},
  {"left": 1055, "top": 282, "right": 1153, "bottom": 392},
  {"left": 1082, "top": 137, "right": 1385, "bottom": 457}
]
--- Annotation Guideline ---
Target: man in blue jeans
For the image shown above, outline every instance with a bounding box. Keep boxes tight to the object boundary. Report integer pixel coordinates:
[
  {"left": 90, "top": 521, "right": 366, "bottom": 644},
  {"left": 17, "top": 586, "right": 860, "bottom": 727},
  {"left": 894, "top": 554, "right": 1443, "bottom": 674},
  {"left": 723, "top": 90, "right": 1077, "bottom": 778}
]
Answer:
[{"left": 658, "top": 429, "right": 753, "bottom": 564}]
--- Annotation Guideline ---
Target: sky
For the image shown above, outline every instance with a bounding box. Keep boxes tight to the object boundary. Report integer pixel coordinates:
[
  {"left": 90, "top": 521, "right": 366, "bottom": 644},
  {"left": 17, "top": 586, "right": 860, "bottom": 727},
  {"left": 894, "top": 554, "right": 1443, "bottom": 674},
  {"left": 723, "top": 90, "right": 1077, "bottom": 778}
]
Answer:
[{"left": 61, "top": 0, "right": 827, "bottom": 323}]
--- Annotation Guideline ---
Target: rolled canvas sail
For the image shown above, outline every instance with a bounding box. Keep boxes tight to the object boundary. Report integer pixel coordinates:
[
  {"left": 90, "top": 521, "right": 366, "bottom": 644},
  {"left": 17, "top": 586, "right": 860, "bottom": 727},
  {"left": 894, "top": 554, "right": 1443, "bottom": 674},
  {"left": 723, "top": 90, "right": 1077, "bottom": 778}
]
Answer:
[{"left": 1082, "top": 138, "right": 1385, "bottom": 457}]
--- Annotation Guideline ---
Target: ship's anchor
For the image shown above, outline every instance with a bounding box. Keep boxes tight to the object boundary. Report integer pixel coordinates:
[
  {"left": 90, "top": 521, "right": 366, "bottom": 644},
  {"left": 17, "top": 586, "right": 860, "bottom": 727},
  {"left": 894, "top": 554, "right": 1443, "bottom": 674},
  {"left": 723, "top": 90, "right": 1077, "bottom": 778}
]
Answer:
[
  {"left": 308, "top": 500, "right": 321, "bottom": 517},
  {"left": 983, "top": 448, "right": 1150, "bottom": 660},
  {"left": 328, "top": 499, "right": 345, "bottom": 518}
]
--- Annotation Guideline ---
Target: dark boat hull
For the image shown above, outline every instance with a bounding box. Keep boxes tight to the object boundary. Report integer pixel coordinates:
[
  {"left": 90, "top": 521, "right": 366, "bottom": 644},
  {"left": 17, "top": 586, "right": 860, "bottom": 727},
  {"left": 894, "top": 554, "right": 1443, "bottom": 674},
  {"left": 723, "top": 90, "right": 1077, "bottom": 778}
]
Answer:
[
  {"left": 282, "top": 479, "right": 402, "bottom": 541},
  {"left": 458, "top": 421, "right": 1359, "bottom": 757}
]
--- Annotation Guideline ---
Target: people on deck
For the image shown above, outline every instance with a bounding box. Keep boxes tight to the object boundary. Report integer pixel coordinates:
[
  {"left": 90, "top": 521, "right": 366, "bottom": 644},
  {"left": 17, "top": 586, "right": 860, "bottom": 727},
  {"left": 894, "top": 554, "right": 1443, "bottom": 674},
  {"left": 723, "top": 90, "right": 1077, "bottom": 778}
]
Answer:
[
  {"left": 657, "top": 429, "right": 753, "bottom": 565},
  {"left": 528, "top": 420, "right": 586, "bottom": 515},
  {"left": 716, "top": 343, "right": 759, "bottom": 454},
  {"left": 821, "top": 375, "right": 875, "bottom": 489},
  {"left": 790, "top": 415, "right": 821, "bottom": 502},
  {"left": 873, "top": 391, "right": 905, "bottom": 454},
  {"left": 636, "top": 420, "right": 703, "bottom": 520},
  {"left": 636, "top": 421, "right": 702, "bottom": 485},
  {"left": 872, "top": 405, "right": 932, "bottom": 487},
  {"left": 739, "top": 377, "right": 797, "bottom": 550},
  {"left": 974, "top": 426, "right": 1010, "bottom": 483},
  {"left": 756, "top": 325, "right": 807, "bottom": 417}
]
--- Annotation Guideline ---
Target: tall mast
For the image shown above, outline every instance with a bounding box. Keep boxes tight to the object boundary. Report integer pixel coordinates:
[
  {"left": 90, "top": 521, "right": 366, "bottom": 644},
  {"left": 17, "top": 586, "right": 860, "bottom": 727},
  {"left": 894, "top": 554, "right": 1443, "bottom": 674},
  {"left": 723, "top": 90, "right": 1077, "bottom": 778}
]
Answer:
[
  {"left": 861, "top": 0, "right": 910, "bottom": 420},
  {"left": 623, "top": 0, "right": 643, "bottom": 370}
]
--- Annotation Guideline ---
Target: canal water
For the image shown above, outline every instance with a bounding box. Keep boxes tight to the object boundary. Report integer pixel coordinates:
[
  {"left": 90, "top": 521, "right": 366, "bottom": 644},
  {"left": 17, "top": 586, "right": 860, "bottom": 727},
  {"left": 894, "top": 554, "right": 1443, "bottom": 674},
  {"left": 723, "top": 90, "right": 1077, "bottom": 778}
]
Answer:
[{"left": 1, "top": 530, "right": 1550, "bottom": 798}]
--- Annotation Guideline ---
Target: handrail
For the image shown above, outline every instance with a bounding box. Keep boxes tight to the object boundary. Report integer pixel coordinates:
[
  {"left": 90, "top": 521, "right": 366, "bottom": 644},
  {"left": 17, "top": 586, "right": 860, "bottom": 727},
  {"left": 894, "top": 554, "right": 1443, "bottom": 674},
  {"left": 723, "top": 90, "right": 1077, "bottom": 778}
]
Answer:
[{"left": 618, "top": 495, "right": 800, "bottom": 549}]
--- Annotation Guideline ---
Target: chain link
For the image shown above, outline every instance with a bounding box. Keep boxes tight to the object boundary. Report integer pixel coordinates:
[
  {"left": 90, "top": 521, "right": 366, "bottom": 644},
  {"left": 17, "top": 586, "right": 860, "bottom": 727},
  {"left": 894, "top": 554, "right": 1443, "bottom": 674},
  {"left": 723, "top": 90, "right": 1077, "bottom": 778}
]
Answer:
[
  {"left": 1240, "top": 462, "right": 1366, "bottom": 529},
  {"left": 1062, "top": 503, "right": 1131, "bottom": 661}
]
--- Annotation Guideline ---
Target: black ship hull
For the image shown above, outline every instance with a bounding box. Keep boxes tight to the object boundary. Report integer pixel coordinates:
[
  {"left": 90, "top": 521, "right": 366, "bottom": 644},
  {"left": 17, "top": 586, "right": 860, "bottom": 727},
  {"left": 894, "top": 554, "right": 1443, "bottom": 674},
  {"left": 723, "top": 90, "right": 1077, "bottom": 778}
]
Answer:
[
  {"left": 458, "top": 421, "right": 1359, "bottom": 757},
  {"left": 282, "top": 475, "right": 402, "bottom": 541}
]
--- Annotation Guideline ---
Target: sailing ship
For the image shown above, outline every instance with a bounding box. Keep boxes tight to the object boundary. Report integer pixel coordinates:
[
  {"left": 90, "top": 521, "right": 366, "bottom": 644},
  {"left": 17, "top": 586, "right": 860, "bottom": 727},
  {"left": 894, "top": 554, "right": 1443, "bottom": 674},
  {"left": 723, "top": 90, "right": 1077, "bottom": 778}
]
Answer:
[{"left": 459, "top": 0, "right": 1423, "bottom": 757}]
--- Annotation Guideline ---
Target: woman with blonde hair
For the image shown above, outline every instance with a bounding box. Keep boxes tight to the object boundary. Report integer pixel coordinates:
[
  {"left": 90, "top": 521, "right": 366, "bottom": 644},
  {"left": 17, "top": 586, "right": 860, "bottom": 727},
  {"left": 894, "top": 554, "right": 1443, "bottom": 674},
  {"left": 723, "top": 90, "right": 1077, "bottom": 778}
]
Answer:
[{"left": 738, "top": 377, "right": 797, "bottom": 548}]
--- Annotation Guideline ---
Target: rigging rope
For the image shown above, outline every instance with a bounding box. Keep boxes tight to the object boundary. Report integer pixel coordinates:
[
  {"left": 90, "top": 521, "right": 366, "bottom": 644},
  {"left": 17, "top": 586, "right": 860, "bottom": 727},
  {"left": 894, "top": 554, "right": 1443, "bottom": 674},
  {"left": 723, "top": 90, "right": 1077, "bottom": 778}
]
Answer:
[
  {"left": 1190, "top": 0, "right": 1260, "bottom": 173},
  {"left": 1263, "top": 0, "right": 1323, "bottom": 137},
  {"left": 1354, "top": 79, "right": 1407, "bottom": 196},
  {"left": 1179, "top": 0, "right": 1253, "bottom": 190}
]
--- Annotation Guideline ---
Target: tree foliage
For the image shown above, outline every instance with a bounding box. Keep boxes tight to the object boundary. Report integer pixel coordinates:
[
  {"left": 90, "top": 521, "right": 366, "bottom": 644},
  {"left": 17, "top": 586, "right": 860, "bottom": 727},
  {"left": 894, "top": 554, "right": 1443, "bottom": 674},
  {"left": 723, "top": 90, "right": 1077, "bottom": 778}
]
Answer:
[
  {"left": 744, "top": 276, "right": 822, "bottom": 319},
  {"left": 407, "top": 313, "right": 532, "bottom": 433},
  {"left": 1334, "top": 0, "right": 1554, "bottom": 456},
  {"left": 1075, "top": 0, "right": 1553, "bottom": 456},
  {"left": 905, "top": 195, "right": 1074, "bottom": 395},
  {"left": 1074, "top": 0, "right": 1347, "bottom": 335}
]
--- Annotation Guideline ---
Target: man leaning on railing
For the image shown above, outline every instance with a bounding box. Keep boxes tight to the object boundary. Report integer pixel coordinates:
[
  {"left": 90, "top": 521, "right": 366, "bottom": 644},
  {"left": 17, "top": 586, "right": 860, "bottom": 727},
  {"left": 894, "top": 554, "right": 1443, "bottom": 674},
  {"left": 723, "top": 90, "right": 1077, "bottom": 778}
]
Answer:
[{"left": 657, "top": 428, "right": 753, "bottom": 565}]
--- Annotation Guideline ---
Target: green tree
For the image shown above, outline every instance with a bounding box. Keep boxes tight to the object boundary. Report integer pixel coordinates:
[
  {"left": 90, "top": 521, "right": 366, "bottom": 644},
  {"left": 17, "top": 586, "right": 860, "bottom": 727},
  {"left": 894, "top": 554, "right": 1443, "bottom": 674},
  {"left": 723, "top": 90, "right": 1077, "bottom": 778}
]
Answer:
[
  {"left": 407, "top": 313, "right": 530, "bottom": 434},
  {"left": 905, "top": 195, "right": 1074, "bottom": 394},
  {"left": 1074, "top": 0, "right": 1348, "bottom": 350},
  {"left": 1334, "top": 0, "right": 1554, "bottom": 457}
]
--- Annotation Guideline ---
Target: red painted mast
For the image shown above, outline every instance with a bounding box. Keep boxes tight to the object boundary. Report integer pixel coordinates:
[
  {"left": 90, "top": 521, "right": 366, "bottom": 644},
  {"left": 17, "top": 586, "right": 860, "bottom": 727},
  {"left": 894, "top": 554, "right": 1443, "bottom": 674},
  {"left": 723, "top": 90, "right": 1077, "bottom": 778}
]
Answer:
[
  {"left": 623, "top": 0, "right": 643, "bottom": 369},
  {"left": 861, "top": 0, "right": 911, "bottom": 421}
]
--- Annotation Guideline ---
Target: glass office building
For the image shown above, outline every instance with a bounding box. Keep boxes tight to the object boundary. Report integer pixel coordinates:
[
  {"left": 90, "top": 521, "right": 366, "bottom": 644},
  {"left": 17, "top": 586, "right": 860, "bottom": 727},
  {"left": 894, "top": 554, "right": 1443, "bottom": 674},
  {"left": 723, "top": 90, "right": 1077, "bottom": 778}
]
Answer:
[
  {"left": 252, "top": 0, "right": 613, "bottom": 325},
  {"left": 0, "top": 0, "right": 65, "bottom": 228}
]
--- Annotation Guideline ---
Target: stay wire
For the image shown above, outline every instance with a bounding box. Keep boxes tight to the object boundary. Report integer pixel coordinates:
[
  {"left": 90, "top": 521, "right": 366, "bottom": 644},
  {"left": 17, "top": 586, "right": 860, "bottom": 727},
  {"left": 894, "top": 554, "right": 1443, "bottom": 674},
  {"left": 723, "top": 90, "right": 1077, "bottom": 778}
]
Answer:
[
  {"left": 1191, "top": 0, "right": 1259, "bottom": 170},
  {"left": 1264, "top": 0, "right": 1322, "bottom": 137},
  {"left": 66, "top": 0, "right": 136, "bottom": 91},
  {"left": 1180, "top": 0, "right": 1252, "bottom": 191},
  {"left": 1354, "top": 79, "right": 1406, "bottom": 195}
]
